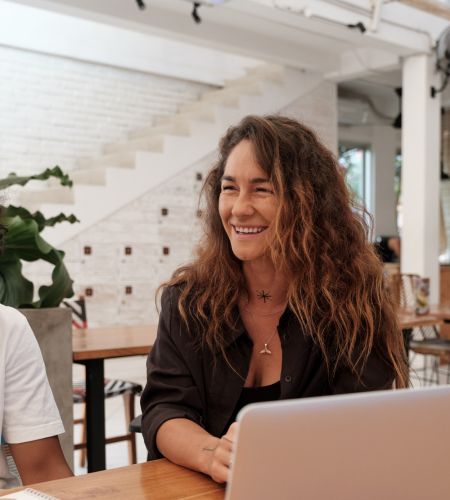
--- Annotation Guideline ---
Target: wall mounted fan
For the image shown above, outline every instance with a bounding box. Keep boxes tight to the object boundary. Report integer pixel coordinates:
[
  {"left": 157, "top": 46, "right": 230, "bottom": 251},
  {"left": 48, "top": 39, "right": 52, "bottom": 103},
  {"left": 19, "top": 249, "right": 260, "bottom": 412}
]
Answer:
[{"left": 432, "top": 26, "right": 450, "bottom": 98}]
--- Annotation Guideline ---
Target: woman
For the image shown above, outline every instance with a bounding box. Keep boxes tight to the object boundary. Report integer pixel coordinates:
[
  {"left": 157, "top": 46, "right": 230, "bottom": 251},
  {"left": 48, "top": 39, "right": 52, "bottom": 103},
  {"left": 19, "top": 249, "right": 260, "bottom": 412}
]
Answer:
[{"left": 141, "top": 115, "right": 408, "bottom": 483}]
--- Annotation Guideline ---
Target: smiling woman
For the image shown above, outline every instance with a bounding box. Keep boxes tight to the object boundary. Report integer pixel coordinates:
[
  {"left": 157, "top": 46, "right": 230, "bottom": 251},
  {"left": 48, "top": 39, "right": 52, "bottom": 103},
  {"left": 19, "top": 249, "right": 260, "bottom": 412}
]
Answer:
[{"left": 140, "top": 115, "right": 408, "bottom": 485}]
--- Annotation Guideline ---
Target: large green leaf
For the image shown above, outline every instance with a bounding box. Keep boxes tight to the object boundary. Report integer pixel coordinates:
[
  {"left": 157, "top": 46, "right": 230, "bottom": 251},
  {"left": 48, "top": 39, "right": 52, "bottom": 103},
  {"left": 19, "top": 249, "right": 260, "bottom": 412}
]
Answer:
[
  {"left": 3, "top": 215, "right": 53, "bottom": 260},
  {"left": 35, "top": 248, "right": 74, "bottom": 308},
  {"left": 4, "top": 205, "right": 78, "bottom": 232},
  {"left": 0, "top": 216, "right": 75, "bottom": 307},
  {"left": 0, "top": 257, "right": 34, "bottom": 307},
  {"left": 0, "top": 166, "right": 73, "bottom": 190}
]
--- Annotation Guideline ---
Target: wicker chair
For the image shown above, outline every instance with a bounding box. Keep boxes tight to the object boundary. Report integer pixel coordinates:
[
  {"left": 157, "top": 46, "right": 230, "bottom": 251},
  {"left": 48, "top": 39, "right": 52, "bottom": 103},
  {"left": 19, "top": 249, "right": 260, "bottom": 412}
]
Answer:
[{"left": 388, "top": 273, "right": 450, "bottom": 385}]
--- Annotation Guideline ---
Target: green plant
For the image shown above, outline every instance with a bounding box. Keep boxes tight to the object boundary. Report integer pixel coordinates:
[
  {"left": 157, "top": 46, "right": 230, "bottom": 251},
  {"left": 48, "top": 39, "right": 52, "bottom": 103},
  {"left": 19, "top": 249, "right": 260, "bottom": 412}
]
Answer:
[{"left": 0, "top": 167, "right": 79, "bottom": 308}]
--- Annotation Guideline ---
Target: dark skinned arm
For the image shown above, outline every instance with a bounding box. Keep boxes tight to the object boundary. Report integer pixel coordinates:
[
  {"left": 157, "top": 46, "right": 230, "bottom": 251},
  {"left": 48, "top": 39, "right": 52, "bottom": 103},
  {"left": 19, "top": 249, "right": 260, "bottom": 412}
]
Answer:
[{"left": 10, "top": 436, "right": 72, "bottom": 485}]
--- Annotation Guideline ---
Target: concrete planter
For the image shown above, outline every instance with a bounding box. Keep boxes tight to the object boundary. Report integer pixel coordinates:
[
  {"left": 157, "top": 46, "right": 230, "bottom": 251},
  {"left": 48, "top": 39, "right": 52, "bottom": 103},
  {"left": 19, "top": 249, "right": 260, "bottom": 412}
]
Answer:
[{"left": 20, "top": 307, "right": 73, "bottom": 471}]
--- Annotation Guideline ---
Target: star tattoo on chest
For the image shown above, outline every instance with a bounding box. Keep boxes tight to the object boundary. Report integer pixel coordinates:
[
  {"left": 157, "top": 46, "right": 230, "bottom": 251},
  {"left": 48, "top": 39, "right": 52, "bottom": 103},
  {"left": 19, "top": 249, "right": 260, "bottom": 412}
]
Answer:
[{"left": 257, "top": 290, "right": 272, "bottom": 303}]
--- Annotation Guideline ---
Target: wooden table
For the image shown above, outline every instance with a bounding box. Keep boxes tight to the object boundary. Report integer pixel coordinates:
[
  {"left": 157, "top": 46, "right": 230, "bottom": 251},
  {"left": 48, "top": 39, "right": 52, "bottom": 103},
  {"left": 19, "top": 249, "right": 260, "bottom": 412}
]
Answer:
[
  {"left": 429, "top": 304, "right": 450, "bottom": 338},
  {"left": 72, "top": 324, "right": 157, "bottom": 473},
  {"left": 397, "top": 309, "right": 443, "bottom": 330},
  {"left": 6, "top": 459, "right": 224, "bottom": 499}
]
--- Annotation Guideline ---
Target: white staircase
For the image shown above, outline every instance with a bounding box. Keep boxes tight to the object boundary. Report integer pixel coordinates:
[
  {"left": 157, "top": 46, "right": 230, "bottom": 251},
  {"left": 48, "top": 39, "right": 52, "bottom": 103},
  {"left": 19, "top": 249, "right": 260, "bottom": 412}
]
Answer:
[{"left": 21, "top": 65, "right": 323, "bottom": 246}]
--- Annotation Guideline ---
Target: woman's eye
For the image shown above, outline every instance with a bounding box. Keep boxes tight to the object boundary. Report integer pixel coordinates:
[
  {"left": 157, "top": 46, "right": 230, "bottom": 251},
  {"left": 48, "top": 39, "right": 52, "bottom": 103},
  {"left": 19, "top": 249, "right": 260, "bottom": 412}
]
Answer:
[
  {"left": 255, "top": 187, "right": 273, "bottom": 193},
  {"left": 221, "top": 185, "right": 236, "bottom": 191}
]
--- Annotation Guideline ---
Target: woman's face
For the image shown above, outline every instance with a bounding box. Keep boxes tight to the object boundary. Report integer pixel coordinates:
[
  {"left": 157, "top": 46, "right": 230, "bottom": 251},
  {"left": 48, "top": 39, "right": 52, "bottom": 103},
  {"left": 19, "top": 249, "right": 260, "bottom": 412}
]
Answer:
[{"left": 218, "top": 139, "right": 278, "bottom": 263}]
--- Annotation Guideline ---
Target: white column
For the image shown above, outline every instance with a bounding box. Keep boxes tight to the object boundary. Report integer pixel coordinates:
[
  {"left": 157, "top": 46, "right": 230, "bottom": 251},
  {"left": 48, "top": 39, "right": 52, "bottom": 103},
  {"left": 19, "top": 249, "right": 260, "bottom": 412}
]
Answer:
[
  {"left": 372, "top": 126, "right": 399, "bottom": 237},
  {"left": 401, "top": 53, "right": 441, "bottom": 303}
]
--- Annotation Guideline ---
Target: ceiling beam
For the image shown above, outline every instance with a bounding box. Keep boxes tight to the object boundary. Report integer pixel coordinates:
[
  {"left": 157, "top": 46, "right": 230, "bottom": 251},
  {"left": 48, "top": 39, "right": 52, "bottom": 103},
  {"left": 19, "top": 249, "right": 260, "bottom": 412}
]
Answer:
[{"left": 397, "top": 0, "right": 450, "bottom": 21}]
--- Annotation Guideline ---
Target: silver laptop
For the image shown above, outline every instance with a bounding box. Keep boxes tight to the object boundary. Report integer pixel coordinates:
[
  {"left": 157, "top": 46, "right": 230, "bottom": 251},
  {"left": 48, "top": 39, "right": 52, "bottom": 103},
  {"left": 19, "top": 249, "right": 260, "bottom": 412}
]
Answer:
[{"left": 225, "top": 386, "right": 450, "bottom": 500}]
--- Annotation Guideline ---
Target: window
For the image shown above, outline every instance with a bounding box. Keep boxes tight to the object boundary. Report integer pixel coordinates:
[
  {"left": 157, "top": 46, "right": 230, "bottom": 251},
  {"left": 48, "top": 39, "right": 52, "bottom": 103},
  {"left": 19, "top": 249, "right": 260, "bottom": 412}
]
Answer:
[{"left": 338, "top": 144, "right": 372, "bottom": 211}]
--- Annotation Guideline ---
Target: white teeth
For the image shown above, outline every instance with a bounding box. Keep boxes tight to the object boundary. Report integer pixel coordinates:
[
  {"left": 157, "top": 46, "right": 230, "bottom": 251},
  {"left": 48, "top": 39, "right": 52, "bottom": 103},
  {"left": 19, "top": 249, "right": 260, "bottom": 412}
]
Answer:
[{"left": 234, "top": 226, "right": 265, "bottom": 234}]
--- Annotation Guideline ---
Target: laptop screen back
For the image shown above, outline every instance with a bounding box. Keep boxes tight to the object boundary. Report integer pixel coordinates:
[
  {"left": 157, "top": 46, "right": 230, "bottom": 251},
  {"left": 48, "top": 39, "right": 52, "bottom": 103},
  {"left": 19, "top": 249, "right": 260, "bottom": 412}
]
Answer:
[{"left": 225, "top": 386, "right": 450, "bottom": 500}]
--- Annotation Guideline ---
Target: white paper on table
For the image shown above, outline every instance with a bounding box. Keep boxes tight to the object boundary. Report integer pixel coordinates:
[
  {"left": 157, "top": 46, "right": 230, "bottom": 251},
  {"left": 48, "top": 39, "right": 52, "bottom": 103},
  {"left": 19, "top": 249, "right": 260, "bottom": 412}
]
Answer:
[{"left": 0, "top": 488, "right": 59, "bottom": 499}]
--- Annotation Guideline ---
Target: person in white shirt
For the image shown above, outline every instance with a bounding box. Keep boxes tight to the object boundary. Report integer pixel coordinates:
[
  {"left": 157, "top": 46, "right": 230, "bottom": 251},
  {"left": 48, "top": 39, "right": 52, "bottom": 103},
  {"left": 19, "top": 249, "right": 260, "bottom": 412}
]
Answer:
[{"left": 0, "top": 215, "right": 72, "bottom": 487}]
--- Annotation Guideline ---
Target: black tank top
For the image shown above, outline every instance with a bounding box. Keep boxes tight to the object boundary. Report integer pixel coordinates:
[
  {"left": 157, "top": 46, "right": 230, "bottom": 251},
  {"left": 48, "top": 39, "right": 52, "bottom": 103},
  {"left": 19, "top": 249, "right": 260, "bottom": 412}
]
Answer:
[{"left": 226, "top": 381, "right": 281, "bottom": 429}]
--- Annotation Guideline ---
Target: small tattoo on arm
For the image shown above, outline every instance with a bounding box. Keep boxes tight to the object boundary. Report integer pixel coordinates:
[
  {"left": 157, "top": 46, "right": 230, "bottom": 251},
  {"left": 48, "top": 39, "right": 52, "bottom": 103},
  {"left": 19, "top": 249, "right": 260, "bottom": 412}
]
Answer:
[{"left": 257, "top": 290, "right": 271, "bottom": 303}]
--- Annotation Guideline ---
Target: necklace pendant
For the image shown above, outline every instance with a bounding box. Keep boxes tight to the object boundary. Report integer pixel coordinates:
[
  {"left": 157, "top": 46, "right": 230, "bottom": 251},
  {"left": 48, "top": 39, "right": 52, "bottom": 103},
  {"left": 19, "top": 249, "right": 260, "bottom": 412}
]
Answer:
[{"left": 259, "top": 343, "right": 272, "bottom": 355}]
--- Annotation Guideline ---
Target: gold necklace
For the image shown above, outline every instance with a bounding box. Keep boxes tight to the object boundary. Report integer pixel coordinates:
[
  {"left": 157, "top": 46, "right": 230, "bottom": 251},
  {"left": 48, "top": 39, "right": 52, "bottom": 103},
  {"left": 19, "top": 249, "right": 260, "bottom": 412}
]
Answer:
[
  {"left": 259, "top": 329, "right": 278, "bottom": 355},
  {"left": 244, "top": 306, "right": 281, "bottom": 355}
]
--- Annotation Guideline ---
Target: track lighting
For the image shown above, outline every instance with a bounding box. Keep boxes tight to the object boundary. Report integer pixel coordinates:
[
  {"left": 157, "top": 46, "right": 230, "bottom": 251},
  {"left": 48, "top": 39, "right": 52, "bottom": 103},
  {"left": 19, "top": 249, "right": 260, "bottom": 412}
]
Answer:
[{"left": 192, "top": 2, "right": 202, "bottom": 23}]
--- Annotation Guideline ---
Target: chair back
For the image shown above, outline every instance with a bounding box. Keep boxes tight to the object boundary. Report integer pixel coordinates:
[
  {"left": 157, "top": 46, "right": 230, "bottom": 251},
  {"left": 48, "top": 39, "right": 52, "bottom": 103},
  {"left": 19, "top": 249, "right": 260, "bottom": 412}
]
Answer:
[
  {"left": 63, "top": 296, "right": 88, "bottom": 329},
  {"left": 387, "top": 273, "right": 420, "bottom": 309}
]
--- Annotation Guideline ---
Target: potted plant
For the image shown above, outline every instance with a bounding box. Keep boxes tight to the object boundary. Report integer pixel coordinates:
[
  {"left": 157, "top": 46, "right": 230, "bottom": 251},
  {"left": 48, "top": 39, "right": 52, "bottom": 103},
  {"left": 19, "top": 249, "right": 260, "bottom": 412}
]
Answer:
[
  {"left": 0, "top": 166, "right": 79, "bottom": 469},
  {"left": 0, "top": 166, "right": 78, "bottom": 307}
]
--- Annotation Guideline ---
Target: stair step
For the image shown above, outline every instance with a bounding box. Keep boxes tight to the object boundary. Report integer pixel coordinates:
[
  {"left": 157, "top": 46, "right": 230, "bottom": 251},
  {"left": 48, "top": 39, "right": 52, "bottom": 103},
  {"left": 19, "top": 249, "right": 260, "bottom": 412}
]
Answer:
[
  {"left": 200, "top": 82, "right": 262, "bottom": 102},
  {"left": 19, "top": 186, "right": 74, "bottom": 207},
  {"left": 179, "top": 96, "right": 240, "bottom": 114},
  {"left": 128, "top": 121, "right": 191, "bottom": 140},
  {"left": 224, "top": 70, "right": 284, "bottom": 88},
  {"left": 70, "top": 167, "right": 106, "bottom": 185},
  {"left": 103, "top": 134, "right": 165, "bottom": 155},
  {"left": 246, "top": 63, "right": 285, "bottom": 78},
  {"left": 155, "top": 108, "right": 216, "bottom": 126},
  {"left": 78, "top": 150, "right": 138, "bottom": 169}
]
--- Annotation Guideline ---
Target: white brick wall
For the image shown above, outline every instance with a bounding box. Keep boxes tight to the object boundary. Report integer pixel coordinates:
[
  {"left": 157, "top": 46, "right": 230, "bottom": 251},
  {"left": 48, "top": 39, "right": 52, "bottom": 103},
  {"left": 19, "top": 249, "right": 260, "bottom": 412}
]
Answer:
[
  {"left": 0, "top": 45, "right": 212, "bottom": 178},
  {"left": 57, "top": 157, "right": 209, "bottom": 326}
]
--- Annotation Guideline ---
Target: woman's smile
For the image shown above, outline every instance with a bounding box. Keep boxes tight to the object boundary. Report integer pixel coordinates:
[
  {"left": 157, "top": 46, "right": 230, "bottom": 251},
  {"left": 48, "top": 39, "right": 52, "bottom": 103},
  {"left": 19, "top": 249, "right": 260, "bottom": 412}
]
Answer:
[{"left": 231, "top": 224, "right": 268, "bottom": 237}]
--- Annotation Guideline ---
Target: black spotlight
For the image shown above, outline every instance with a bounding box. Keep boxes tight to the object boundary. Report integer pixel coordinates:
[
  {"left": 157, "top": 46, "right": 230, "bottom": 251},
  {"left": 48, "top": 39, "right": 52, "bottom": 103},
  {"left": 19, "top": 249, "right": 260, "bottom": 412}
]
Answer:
[
  {"left": 347, "top": 22, "right": 366, "bottom": 33},
  {"left": 136, "top": 0, "right": 146, "bottom": 10},
  {"left": 392, "top": 87, "right": 402, "bottom": 129},
  {"left": 192, "top": 2, "right": 202, "bottom": 23}
]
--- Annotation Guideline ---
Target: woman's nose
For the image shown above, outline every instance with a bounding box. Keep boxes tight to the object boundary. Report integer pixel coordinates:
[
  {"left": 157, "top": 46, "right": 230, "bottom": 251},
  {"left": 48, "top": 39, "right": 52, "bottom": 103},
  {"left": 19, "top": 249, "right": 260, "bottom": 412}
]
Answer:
[{"left": 231, "top": 192, "right": 254, "bottom": 217}]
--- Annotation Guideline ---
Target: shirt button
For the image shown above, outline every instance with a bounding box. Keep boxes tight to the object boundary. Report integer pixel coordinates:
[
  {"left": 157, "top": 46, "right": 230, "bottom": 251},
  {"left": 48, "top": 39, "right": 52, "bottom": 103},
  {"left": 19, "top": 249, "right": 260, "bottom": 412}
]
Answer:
[
  {"left": 284, "top": 375, "right": 292, "bottom": 383},
  {"left": 283, "top": 333, "right": 289, "bottom": 342}
]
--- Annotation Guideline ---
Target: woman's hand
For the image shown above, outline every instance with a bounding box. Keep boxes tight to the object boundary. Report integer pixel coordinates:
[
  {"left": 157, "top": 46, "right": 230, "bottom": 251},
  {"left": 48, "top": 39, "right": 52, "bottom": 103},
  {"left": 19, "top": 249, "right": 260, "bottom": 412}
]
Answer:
[{"left": 207, "top": 422, "right": 238, "bottom": 483}]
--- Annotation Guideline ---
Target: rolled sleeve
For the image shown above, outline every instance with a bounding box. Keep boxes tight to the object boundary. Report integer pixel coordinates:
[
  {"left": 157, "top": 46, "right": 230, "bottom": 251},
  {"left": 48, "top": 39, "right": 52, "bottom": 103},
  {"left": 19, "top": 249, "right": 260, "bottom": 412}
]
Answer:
[{"left": 140, "top": 287, "right": 204, "bottom": 459}]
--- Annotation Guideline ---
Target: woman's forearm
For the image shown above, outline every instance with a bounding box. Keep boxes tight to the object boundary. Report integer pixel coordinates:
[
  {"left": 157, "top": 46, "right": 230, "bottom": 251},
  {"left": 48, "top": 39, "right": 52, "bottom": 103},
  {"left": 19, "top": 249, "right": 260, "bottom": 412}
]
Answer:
[{"left": 156, "top": 418, "right": 220, "bottom": 476}]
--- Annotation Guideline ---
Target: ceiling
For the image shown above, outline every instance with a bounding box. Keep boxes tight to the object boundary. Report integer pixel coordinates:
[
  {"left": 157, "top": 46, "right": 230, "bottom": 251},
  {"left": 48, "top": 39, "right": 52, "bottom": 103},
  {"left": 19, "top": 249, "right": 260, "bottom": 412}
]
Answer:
[
  {"left": 5, "top": 0, "right": 450, "bottom": 126},
  {"left": 6, "top": 0, "right": 446, "bottom": 77}
]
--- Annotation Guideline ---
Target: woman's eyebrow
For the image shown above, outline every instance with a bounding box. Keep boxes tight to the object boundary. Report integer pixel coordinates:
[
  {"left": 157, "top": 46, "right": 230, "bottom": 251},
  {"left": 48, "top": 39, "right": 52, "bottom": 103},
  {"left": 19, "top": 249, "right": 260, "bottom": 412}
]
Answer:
[
  {"left": 250, "top": 177, "right": 271, "bottom": 184},
  {"left": 220, "top": 175, "right": 271, "bottom": 183}
]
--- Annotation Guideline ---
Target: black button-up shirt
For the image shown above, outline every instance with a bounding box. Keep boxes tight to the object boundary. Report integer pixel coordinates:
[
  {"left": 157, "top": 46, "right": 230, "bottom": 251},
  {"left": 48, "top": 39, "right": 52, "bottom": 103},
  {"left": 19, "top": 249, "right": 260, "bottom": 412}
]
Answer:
[{"left": 141, "top": 286, "right": 394, "bottom": 459}]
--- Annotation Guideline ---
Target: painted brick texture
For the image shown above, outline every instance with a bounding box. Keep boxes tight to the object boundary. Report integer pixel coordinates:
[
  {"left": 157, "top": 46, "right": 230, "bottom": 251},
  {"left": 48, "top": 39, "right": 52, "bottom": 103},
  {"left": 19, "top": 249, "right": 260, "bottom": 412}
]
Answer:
[{"left": 0, "top": 45, "right": 211, "bottom": 178}]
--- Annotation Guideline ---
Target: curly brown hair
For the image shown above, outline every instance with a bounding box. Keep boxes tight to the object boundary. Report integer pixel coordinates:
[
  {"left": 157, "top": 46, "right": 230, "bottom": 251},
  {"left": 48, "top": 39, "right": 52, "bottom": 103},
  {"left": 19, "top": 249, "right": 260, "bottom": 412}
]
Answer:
[{"left": 164, "top": 115, "right": 408, "bottom": 388}]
